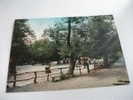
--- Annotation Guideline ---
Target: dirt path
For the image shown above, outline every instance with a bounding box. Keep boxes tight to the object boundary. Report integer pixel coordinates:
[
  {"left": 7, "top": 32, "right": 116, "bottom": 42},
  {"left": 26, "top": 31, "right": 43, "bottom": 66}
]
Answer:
[{"left": 7, "top": 67, "right": 129, "bottom": 92}]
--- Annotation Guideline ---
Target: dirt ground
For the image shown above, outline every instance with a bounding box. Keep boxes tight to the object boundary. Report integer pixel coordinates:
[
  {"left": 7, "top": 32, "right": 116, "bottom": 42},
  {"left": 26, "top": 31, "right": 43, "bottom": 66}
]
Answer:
[{"left": 7, "top": 67, "right": 129, "bottom": 92}]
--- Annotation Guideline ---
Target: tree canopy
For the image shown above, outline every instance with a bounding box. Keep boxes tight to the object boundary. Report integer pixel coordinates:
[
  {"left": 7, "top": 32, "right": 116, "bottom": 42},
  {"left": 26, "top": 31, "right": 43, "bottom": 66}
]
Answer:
[{"left": 9, "top": 15, "right": 124, "bottom": 76}]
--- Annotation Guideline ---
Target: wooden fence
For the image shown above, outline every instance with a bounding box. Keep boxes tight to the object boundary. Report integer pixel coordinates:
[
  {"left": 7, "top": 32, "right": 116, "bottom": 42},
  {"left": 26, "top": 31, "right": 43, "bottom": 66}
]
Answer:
[{"left": 8, "top": 64, "right": 103, "bottom": 87}]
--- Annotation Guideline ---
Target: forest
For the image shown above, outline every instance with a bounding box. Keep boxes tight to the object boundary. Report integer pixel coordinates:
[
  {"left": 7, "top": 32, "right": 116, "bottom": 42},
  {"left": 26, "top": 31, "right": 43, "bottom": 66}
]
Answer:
[{"left": 9, "top": 15, "right": 123, "bottom": 76}]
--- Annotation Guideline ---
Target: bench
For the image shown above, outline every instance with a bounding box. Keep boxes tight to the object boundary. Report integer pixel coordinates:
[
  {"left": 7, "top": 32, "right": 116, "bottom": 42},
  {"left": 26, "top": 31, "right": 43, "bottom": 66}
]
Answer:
[{"left": 51, "top": 74, "right": 61, "bottom": 82}]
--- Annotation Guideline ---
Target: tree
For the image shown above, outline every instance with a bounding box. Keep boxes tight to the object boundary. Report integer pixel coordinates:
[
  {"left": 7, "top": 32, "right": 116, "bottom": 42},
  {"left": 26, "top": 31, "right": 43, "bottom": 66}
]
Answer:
[
  {"left": 42, "top": 15, "right": 123, "bottom": 76},
  {"left": 31, "top": 38, "right": 58, "bottom": 64},
  {"left": 88, "top": 15, "right": 123, "bottom": 66},
  {"left": 43, "top": 22, "right": 68, "bottom": 64},
  {"left": 65, "top": 17, "right": 89, "bottom": 75},
  {"left": 9, "top": 19, "right": 34, "bottom": 76},
  {"left": 44, "top": 17, "right": 90, "bottom": 75}
]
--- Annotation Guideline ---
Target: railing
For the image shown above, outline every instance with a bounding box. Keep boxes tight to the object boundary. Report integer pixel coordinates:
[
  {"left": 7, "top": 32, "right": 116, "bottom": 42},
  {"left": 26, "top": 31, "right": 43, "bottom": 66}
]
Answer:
[
  {"left": 7, "top": 64, "right": 103, "bottom": 87},
  {"left": 8, "top": 66, "right": 70, "bottom": 87}
]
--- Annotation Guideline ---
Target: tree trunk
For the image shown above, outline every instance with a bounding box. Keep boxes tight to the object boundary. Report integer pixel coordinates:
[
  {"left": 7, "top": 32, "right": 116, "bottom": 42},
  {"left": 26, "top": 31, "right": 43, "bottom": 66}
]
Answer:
[
  {"left": 67, "top": 18, "right": 71, "bottom": 47},
  {"left": 67, "top": 17, "right": 74, "bottom": 76},
  {"left": 86, "top": 63, "right": 90, "bottom": 73},
  {"left": 9, "top": 56, "right": 17, "bottom": 87},
  {"left": 57, "top": 60, "right": 61, "bottom": 64},
  {"left": 67, "top": 18, "right": 76, "bottom": 76},
  {"left": 68, "top": 58, "right": 76, "bottom": 76},
  {"left": 9, "top": 56, "right": 16, "bottom": 75},
  {"left": 104, "top": 55, "right": 109, "bottom": 67},
  {"left": 83, "top": 57, "right": 90, "bottom": 74}
]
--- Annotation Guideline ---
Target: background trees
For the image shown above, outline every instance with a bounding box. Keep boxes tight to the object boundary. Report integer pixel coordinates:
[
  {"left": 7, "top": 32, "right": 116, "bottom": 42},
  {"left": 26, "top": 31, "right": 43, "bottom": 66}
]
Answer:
[
  {"left": 31, "top": 39, "right": 59, "bottom": 64},
  {"left": 9, "top": 19, "right": 34, "bottom": 79},
  {"left": 88, "top": 15, "right": 123, "bottom": 66},
  {"left": 9, "top": 15, "right": 124, "bottom": 77},
  {"left": 47, "top": 15, "right": 123, "bottom": 75}
]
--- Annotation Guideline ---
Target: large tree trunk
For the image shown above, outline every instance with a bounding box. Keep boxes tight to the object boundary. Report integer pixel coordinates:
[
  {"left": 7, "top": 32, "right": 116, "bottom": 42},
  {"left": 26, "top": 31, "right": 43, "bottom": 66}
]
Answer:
[
  {"left": 67, "top": 18, "right": 76, "bottom": 76},
  {"left": 67, "top": 17, "right": 74, "bottom": 76},
  {"left": 67, "top": 17, "right": 71, "bottom": 47},
  {"left": 68, "top": 58, "right": 76, "bottom": 76}
]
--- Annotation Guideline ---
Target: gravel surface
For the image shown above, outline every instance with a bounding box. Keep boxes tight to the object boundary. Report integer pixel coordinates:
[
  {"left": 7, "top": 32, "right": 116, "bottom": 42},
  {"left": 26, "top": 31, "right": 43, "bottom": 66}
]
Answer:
[{"left": 7, "top": 67, "right": 129, "bottom": 92}]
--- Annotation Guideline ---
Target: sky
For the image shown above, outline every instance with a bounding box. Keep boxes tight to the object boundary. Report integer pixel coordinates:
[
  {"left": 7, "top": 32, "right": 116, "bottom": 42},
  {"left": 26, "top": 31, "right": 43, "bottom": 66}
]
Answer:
[
  {"left": 27, "top": 17, "right": 63, "bottom": 39},
  {"left": 26, "top": 16, "right": 93, "bottom": 40}
]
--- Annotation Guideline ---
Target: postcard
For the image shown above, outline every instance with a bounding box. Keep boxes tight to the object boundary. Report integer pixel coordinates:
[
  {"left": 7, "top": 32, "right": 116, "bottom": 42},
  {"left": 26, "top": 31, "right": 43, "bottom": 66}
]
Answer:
[{"left": 6, "top": 15, "right": 129, "bottom": 92}]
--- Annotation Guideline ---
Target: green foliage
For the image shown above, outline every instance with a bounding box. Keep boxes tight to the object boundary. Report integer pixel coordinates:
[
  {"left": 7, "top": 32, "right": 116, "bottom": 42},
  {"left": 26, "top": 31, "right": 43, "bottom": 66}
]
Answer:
[
  {"left": 10, "top": 19, "right": 34, "bottom": 65},
  {"left": 44, "top": 15, "right": 123, "bottom": 66},
  {"left": 11, "top": 15, "right": 123, "bottom": 67},
  {"left": 87, "top": 15, "right": 123, "bottom": 65},
  {"left": 31, "top": 39, "right": 59, "bottom": 64}
]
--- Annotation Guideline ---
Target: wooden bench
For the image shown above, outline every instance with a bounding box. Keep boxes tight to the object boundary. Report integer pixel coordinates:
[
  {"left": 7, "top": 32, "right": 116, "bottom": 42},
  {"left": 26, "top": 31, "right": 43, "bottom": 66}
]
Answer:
[{"left": 51, "top": 74, "right": 61, "bottom": 82}]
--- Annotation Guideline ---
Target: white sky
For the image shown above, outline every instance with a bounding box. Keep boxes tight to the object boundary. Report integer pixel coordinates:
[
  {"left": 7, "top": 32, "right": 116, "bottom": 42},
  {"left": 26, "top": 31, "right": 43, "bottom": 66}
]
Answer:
[{"left": 27, "top": 18, "right": 62, "bottom": 39}]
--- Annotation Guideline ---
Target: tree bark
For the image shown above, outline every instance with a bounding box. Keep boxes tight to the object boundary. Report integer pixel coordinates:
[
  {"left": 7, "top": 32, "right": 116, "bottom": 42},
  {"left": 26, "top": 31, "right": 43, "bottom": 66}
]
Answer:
[
  {"left": 67, "top": 18, "right": 71, "bottom": 47},
  {"left": 83, "top": 57, "right": 90, "bottom": 73},
  {"left": 104, "top": 55, "right": 109, "bottom": 67},
  {"left": 67, "top": 18, "right": 77, "bottom": 76},
  {"left": 9, "top": 56, "right": 17, "bottom": 87},
  {"left": 9, "top": 56, "right": 16, "bottom": 75},
  {"left": 57, "top": 60, "right": 61, "bottom": 64},
  {"left": 86, "top": 63, "right": 90, "bottom": 73},
  {"left": 68, "top": 58, "right": 76, "bottom": 76}
]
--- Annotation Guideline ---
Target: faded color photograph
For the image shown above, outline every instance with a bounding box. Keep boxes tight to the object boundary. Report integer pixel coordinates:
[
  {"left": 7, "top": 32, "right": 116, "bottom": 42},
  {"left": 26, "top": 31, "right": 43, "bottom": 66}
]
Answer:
[{"left": 7, "top": 15, "right": 129, "bottom": 92}]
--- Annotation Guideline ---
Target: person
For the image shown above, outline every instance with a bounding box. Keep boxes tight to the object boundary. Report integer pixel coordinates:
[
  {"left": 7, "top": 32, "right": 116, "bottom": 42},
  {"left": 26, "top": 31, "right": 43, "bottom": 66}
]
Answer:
[
  {"left": 84, "top": 57, "right": 90, "bottom": 73},
  {"left": 45, "top": 65, "right": 51, "bottom": 81}
]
